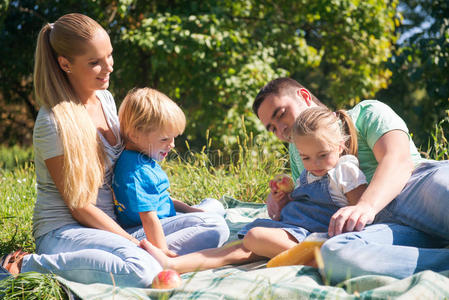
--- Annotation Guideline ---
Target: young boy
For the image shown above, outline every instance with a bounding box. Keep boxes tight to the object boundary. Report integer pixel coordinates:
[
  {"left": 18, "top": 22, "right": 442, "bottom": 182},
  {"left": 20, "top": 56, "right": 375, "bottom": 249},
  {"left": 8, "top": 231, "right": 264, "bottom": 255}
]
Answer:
[{"left": 113, "top": 87, "right": 229, "bottom": 255}]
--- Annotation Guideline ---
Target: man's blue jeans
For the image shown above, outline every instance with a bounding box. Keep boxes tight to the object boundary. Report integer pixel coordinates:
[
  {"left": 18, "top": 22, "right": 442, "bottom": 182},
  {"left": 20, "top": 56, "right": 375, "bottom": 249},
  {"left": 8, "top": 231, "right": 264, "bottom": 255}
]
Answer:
[{"left": 322, "top": 161, "right": 449, "bottom": 282}]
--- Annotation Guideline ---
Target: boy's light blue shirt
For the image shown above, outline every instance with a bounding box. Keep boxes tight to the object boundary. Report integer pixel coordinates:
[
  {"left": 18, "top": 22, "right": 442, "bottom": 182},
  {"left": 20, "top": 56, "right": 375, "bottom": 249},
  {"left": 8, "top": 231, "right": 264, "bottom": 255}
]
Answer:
[
  {"left": 289, "top": 100, "right": 426, "bottom": 182},
  {"left": 113, "top": 150, "right": 176, "bottom": 228}
]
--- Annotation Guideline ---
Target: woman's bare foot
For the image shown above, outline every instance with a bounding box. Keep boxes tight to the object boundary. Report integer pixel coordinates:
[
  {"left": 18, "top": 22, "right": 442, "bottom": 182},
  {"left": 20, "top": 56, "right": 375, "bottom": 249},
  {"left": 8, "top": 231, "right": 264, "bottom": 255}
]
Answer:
[
  {"left": 140, "top": 239, "right": 174, "bottom": 270},
  {"left": 2, "top": 250, "right": 28, "bottom": 275}
]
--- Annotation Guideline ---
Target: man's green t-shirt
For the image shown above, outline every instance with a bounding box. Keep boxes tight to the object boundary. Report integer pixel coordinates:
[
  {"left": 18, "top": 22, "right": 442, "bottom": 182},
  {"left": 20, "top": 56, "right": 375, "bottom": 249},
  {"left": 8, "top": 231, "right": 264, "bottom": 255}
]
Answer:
[{"left": 289, "top": 100, "right": 426, "bottom": 183}]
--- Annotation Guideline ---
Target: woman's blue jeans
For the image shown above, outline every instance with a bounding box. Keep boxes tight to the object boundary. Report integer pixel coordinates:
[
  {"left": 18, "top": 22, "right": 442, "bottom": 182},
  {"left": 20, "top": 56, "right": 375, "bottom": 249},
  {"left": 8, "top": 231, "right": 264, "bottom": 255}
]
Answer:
[
  {"left": 21, "top": 198, "right": 229, "bottom": 287},
  {"left": 21, "top": 224, "right": 162, "bottom": 287}
]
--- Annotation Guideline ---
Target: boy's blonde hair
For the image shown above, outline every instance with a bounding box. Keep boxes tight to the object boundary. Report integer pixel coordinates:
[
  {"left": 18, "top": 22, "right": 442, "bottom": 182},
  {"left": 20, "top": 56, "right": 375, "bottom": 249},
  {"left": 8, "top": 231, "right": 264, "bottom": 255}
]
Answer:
[
  {"left": 119, "top": 87, "right": 186, "bottom": 141},
  {"left": 34, "top": 13, "right": 106, "bottom": 209},
  {"left": 292, "top": 106, "right": 358, "bottom": 156}
]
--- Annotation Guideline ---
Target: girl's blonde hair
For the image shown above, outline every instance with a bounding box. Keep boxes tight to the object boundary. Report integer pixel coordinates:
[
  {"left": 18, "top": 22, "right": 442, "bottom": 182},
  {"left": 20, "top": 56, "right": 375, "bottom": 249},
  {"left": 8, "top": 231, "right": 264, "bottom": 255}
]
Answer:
[
  {"left": 119, "top": 87, "right": 186, "bottom": 141},
  {"left": 292, "top": 106, "right": 358, "bottom": 156},
  {"left": 34, "top": 13, "right": 106, "bottom": 209}
]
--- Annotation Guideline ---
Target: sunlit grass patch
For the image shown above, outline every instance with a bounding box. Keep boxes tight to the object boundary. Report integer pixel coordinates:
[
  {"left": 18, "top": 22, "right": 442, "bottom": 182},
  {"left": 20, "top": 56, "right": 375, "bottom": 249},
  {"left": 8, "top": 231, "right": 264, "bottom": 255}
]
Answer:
[
  {"left": 165, "top": 129, "right": 288, "bottom": 205},
  {"left": 0, "top": 272, "right": 67, "bottom": 300},
  {"left": 0, "top": 163, "right": 36, "bottom": 254}
]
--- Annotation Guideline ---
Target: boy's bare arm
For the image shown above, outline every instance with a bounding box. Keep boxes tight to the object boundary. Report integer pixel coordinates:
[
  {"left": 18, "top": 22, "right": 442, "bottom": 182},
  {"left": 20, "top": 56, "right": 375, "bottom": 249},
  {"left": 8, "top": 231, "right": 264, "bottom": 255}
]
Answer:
[{"left": 139, "top": 211, "right": 172, "bottom": 252}]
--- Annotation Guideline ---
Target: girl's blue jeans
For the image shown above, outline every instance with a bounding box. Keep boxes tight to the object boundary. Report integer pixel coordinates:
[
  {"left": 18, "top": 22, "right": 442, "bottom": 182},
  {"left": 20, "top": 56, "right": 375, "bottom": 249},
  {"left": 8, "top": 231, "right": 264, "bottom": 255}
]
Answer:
[
  {"left": 322, "top": 161, "right": 449, "bottom": 282},
  {"left": 21, "top": 198, "right": 229, "bottom": 287}
]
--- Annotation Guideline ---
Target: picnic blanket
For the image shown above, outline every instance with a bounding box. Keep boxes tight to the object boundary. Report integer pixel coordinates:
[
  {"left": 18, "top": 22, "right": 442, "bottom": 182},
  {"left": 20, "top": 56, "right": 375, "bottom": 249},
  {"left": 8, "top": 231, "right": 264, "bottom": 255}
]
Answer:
[{"left": 57, "top": 196, "right": 449, "bottom": 299}]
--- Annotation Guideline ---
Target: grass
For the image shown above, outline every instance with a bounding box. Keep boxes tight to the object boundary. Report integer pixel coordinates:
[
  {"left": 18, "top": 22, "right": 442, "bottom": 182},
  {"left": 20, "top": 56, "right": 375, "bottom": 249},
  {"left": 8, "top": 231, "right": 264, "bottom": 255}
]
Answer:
[
  {"left": 0, "top": 145, "right": 34, "bottom": 171},
  {"left": 0, "top": 272, "right": 68, "bottom": 300},
  {"left": 0, "top": 127, "right": 287, "bottom": 298},
  {"left": 0, "top": 163, "right": 36, "bottom": 255},
  {"left": 0, "top": 120, "right": 448, "bottom": 298},
  {"left": 165, "top": 129, "right": 288, "bottom": 204},
  {"left": 420, "top": 119, "right": 449, "bottom": 161}
]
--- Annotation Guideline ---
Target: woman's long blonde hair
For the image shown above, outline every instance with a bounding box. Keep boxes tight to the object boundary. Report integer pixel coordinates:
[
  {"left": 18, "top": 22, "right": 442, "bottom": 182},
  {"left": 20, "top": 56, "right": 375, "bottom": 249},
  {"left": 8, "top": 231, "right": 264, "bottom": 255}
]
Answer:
[
  {"left": 292, "top": 106, "right": 358, "bottom": 156},
  {"left": 34, "top": 13, "right": 106, "bottom": 209}
]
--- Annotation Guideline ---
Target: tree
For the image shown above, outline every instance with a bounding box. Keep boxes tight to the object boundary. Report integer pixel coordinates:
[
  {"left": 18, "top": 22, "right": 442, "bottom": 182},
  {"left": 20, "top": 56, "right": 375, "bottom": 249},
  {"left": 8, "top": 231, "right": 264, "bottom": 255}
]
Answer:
[
  {"left": 0, "top": 0, "right": 120, "bottom": 145},
  {"left": 116, "top": 0, "right": 399, "bottom": 150},
  {"left": 376, "top": 0, "right": 449, "bottom": 147},
  {"left": 0, "top": 0, "right": 399, "bottom": 150}
]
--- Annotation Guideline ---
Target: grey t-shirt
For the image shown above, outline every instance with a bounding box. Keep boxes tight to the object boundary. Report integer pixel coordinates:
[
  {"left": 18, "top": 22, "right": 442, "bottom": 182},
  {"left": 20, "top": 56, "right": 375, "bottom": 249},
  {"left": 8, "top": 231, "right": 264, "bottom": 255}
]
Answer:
[{"left": 32, "top": 90, "right": 123, "bottom": 238}]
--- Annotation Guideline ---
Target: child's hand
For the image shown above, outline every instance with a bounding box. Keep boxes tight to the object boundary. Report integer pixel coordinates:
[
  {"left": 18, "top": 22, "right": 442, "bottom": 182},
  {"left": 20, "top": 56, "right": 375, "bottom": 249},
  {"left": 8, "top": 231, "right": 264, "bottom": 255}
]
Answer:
[
  {"left": 172, "top": 199, "right": 204, "bottom": 213},
  {"left": 266, "top": 192, "right": 291, "bottom": 221},
  {"left": 267, "top": 175, "right": 294, "bottom": 221},
  {"left": 270, "top": 174, "right": 295, "bottom": 194},
  {"left": 266, "top": 192, "right": 280, "bottom": 220},
  {"left": 271, "top": 189, "right": 287, "bottom": 203}
]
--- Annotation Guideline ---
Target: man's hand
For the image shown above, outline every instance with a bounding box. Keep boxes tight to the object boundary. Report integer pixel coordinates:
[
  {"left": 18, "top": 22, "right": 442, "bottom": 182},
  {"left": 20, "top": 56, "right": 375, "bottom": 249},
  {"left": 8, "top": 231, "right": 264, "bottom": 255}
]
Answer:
[{"left": 328, "top": 203, "right": 376, "bottom": 237}]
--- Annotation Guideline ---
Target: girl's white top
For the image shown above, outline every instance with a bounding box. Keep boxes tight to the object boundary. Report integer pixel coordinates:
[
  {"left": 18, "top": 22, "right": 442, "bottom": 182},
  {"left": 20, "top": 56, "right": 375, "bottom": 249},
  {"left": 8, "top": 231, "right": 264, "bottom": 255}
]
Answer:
[{"left": 297, "top": 155, "right": 367, "bottom": 207}]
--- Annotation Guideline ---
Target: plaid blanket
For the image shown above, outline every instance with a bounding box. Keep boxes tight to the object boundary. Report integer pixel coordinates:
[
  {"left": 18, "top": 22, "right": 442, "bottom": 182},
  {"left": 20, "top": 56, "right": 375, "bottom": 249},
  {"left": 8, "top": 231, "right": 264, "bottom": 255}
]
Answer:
[{"left": 57, "top": 196, "right": 449, "bottom": 299}]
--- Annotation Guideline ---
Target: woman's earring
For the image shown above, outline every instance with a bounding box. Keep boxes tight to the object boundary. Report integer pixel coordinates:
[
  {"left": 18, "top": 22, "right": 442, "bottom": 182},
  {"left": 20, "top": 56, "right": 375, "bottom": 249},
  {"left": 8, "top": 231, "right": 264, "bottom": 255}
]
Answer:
[{"left": 66, "top": 69, "right": 72, "bottom": 73}]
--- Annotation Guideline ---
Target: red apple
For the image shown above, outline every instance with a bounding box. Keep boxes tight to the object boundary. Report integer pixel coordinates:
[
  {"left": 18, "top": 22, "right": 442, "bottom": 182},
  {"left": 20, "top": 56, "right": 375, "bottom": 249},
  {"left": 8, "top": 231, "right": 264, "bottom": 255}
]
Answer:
[
  {"left": 271, "top": 174, "right": 294, "bottom": 193},
  {"left": 152, "top": 269, "right": 182, "bottom": 289}
]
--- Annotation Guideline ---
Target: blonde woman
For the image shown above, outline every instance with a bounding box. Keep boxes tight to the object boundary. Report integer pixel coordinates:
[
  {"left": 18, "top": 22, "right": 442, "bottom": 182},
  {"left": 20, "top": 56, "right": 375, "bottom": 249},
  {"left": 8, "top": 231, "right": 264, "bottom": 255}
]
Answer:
[{"left": 1, "top": 13, "right": 162, "bottom": 287}]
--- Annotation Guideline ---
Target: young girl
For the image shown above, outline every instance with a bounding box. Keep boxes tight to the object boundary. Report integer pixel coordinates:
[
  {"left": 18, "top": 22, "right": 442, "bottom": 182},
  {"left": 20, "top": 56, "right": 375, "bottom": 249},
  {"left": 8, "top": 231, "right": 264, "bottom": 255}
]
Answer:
[
  {"left": 271, "top": 106, "right": 367, "bottom": 207},
  {"left": 113, "top": 87, "right": 229, "bottom": 255},
  {"left": 237, "top": 106, "right": 368, "bottom": 258}
]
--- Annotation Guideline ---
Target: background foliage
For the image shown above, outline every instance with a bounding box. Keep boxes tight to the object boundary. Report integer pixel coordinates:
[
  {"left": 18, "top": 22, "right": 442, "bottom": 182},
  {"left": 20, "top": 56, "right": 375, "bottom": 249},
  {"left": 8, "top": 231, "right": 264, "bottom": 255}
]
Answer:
[
  {"left": 0, "top": 0, "right": 416, "bottom": 151},
  {"left": 1, "top": 2, "right": 448, "bottom": 296},
  {"left": 377, "top": 0, "right": 449, "bottom": 146}
]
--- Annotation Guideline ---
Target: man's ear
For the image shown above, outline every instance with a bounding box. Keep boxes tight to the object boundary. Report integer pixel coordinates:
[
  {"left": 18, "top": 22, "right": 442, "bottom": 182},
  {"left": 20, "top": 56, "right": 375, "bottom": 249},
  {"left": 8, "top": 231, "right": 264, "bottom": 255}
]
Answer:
[
  {"left": 57, "top": 56, "right": 71, "bottom": 73},
  {"left": 298, "top": 88, "right": 313, "bottom": 106},
  {"left": 338, "top": 142, "right": 345, "bottom": 155}
]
